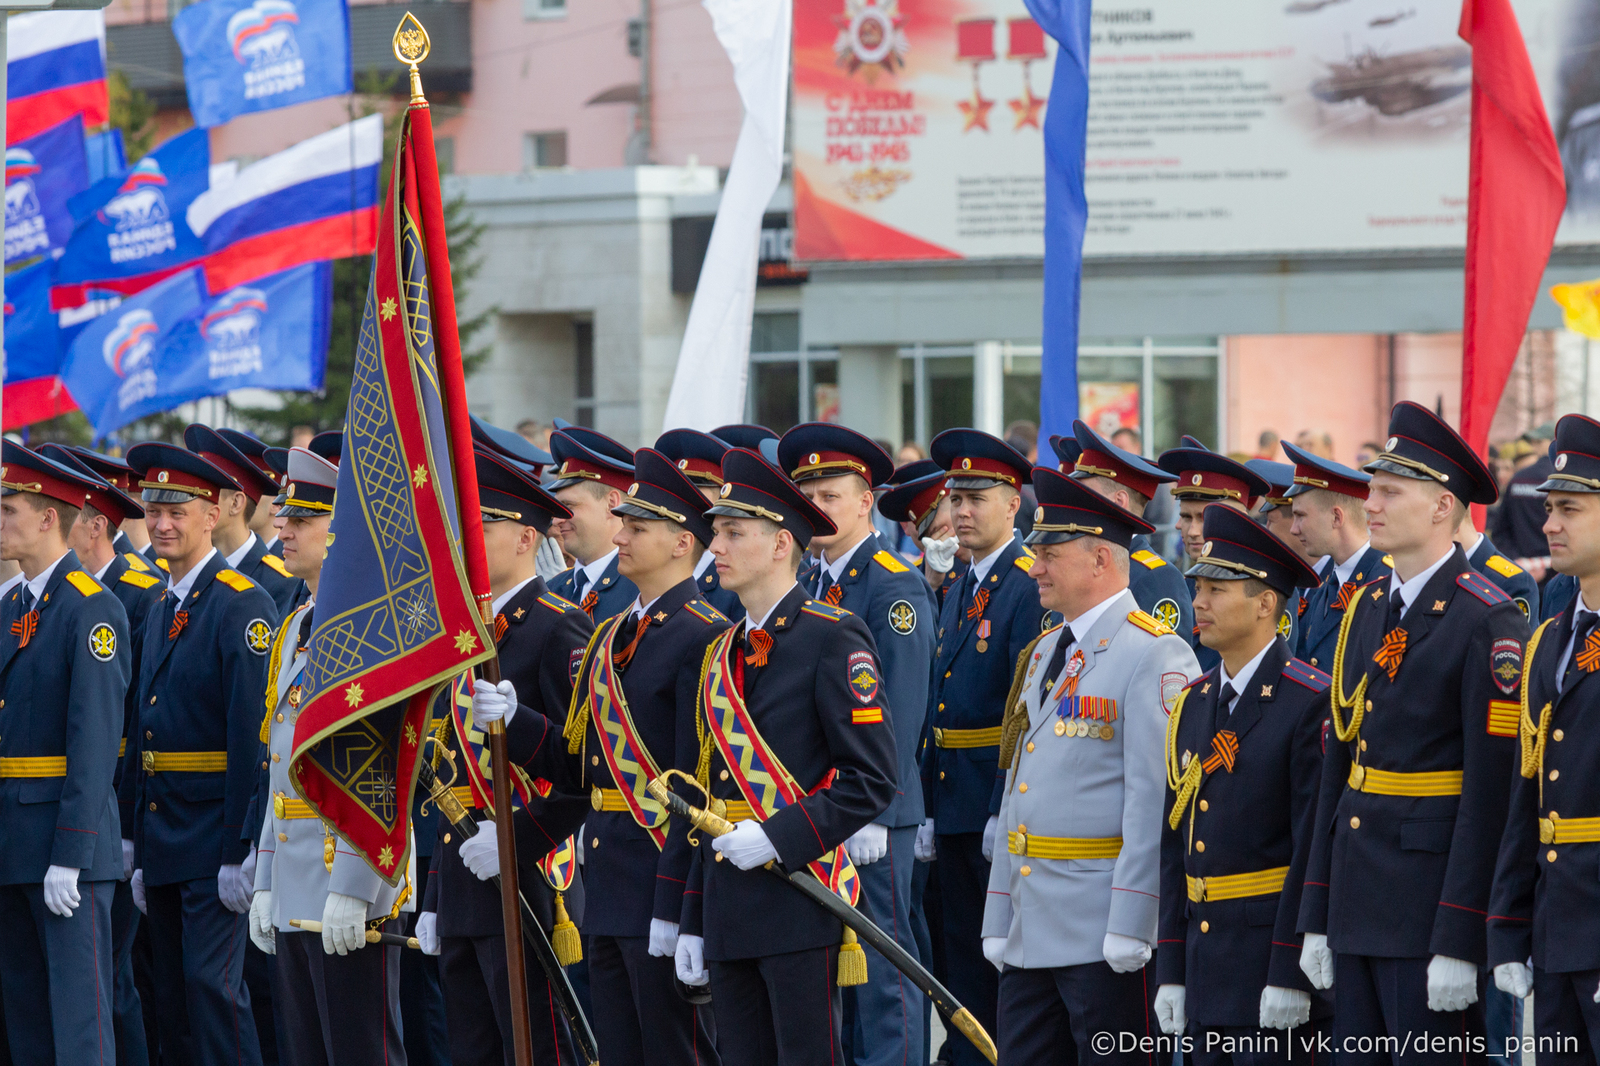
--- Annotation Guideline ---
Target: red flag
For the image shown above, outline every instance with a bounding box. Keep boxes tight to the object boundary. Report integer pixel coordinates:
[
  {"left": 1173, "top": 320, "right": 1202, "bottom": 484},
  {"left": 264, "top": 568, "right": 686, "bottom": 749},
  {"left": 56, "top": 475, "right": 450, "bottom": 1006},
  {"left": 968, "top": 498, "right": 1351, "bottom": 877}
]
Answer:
[{"left": 1457, "top": 0, "right": 1565, "bottom": 467}]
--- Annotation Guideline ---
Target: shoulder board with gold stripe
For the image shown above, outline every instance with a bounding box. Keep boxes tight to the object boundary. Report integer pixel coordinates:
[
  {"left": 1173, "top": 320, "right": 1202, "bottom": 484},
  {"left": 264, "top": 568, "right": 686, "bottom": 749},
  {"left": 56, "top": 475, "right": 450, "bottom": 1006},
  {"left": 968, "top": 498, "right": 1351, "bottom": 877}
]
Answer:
[
  {"left": 1485, "top": 554, "right": 1524, "bottom": 578},
  {"left": 683, "top": 600, "right": 727, "bottom": 625},
  {"left": 215, "top": 569, "right": 256, "bottom": 593},
  {"left": 1457, "top": 571, "right": 1510, "bottom": 606},
  {"left": 1131, "top": 549, "right": 1166, "bottom": 570},
  {"left": 123, "top": 552, "right": 151, "bottom": 573},
  {"left": 872, "top": 549, "right": 910, "bottom": 574},
  {"left": 261, "top": 554, "right": 293, "bottom": 578},
  {"left": 1126, "top": 609, "right": 1172, "bottom": 636},
  {"left": 1283, "top": 658, "right": 1332, "bottom": 693},
  {"left": 156, "top": 558, "right": 170, "bottom": 572},
  {"left": 539, "top": 592, "right": 580, "bottom": 614},
  {"left": 801, "top": 601, "right": 850, "bottom": 622},
  {"left": 65, "top": 571, "right": 103, "bottom": 597},
  {"left": 120, "top": 569, "right": 161, "bottom": 590},
  {"left": 1014, "top": 555, "right": 1034, "bottom": 574}
]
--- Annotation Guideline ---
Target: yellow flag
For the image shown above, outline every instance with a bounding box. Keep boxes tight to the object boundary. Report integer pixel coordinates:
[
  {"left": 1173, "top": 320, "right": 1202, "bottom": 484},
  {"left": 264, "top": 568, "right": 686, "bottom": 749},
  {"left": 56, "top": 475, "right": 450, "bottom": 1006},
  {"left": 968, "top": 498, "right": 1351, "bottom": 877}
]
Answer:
[{"left": 1550, "top": 279, "right": 1600, "bottom": 339}]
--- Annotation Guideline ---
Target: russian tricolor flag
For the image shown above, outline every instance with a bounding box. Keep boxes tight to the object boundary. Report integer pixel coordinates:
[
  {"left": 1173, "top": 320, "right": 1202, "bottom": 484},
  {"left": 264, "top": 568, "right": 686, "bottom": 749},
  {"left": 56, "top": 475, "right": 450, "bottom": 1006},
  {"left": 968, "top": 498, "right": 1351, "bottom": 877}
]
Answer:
[
  {"left": 186, "top": 113, "right": 380, "bottom": 291},
  {"left": 6, "top": 11, "right": 109, "bottom": 145}
]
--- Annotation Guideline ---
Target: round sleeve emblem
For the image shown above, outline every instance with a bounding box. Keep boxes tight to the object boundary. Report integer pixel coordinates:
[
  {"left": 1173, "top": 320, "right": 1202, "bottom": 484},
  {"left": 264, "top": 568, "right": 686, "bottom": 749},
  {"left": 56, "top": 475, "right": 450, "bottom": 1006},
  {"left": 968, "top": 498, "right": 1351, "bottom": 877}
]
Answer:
[
  {"left": 1152, "top": 598, "right": 1180, "bottom": 631},
  {"left": 1277, "top": 612, "right": 1293, "bottom": 639},
  {"left": 245, "top": 618, "right": 273, "bottom": 655},
  {"left": 888, "top": 600, "right": 917, "bottom": 635},
  {"left": 88, "top": 623, "right": 118, "bottom": 662}
]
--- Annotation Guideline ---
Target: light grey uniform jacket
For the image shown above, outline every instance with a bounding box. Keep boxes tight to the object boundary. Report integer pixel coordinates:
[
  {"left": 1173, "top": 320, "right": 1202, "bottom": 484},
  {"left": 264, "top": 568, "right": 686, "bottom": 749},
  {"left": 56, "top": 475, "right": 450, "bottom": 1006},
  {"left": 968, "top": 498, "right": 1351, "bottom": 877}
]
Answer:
[
  {"left": 982, "top": 588, "right": 1200, "bottom": 969},
  {"left": 253, "top": 603, "right": 410, "bottom": 929}
]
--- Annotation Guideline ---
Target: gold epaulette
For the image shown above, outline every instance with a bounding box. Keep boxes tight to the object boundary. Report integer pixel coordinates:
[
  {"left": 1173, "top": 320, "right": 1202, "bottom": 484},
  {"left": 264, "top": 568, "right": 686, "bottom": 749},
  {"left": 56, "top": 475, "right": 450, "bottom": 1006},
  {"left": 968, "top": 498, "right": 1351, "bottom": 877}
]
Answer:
[
  {"left": 1126, "top": 609, "right": 1171, "bottom": 636},
  {"left": 1014, "top": 553, "right": 1034, "bottom": 574},
  {"left": 123, "top": 552, "right": 152, "bottom": 572},
  {"left": 120, "top": 569, "right": 161, "bottom": 590},
  {"left": 1485, "top": 554, "right": 1524, "bottom": 578},
  {"left": 872, "top": 550, "right": 910, "bottom": 574},
  {"left": 539, "top": 592, "right": 579, "bottom": 614},
  {"left": 1131, "top": 549, "right": 1166, "bottom": 570},
  {"left": 801, "top": 601, "right": 849, "bottom": 622},
  {"left": 683, "top": 600, "right": 726, "bottom": 625},
  {"left": 156, "top": 558, "right": 170, "bottom": 572},
  {"left": 1382, "top": 554, "right": 1395, "bottom": 567},
  {"left": 64, "top": 571, "right": 102, "bottom": 597},
  {"left": 216, "top": 569, "right": 256, "bottom": 592},
  {"left": 261, "top": 554, "right": 293, "bottom": 578}
]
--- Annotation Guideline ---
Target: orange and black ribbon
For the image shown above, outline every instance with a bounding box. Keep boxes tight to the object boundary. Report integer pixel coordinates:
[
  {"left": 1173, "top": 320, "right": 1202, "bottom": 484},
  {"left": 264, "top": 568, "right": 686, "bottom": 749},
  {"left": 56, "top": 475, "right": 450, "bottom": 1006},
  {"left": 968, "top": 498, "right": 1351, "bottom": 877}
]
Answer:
[
  {"left": 612, "top": 615, "right": 651, "bottom": 671},
  {"left": 824, "top": 584, "right": 844, "bottom": 608},
  {"left": 967, "top": 588, "right": 990, "bottom": 621},
  {"left": 580, "top": 591, "right": 599, "bottom": 618},
  {"left": 1297, "top": 595, "right": 1308, "bottom": 618},
  {"left": 10, "top": 611, "right": 38, "bottom": 649},
  {"left": 1334, "top": 581, "right": 1358, "bottom": 612},
  {"left": 1201, "top": 730, "right": 1239, "bottom": 774},
  {"left": 169, "top": 609, "right": 190, "bottom": 641},
  {"left": 745, "top": 628, "right": 773, "bottom": 668},
  {"left": 1576, "top": 630, "right": 1600, "bottom": 673},
  {"left": 1374, "top": 628, "right": 1407, "bottom": 681},
  {"left": 494, "top": 612, "right": 509, "bottom": 644}
]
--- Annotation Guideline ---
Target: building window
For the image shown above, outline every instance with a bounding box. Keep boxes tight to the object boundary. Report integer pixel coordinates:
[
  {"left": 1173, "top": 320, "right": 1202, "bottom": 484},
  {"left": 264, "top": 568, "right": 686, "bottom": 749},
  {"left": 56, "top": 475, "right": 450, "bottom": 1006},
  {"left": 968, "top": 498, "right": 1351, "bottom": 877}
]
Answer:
[
  {"left": 525, "top": 0, "right": 566, "bottom": 20},
  {"left": 751, "top": 312, "right": 800, "bottom": 354},
  {"left": 523, "top": 131, "right": 568, "bottom": 170},
  {"left": 751, "top": 363, "right": 800, "bottom": 435},
  {"left": 573, "top": 320, "right": 595, "bottom": 427}
]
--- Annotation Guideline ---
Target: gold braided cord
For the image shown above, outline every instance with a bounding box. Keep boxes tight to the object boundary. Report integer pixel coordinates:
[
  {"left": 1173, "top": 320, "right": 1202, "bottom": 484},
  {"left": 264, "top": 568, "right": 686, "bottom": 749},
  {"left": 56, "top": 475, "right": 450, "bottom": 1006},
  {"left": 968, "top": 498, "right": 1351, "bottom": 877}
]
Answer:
[
  {"left": 1165, "top": 685, "right": 1203, "bottom": 830},
  {"left": 564, "top": 618, "right": 616, "bottom": 755},
  {"left": 259, "top": 604, "right": 311, "bottom": 744},
  {"left": 998, "top": 629, "right": 1054, "bottom": 770},
  {"left": 693, "top": 635, "right": 723, "bottom": 789},
  {"left": 1330, "top": 584, "right": 1373, "bottom": 743},
  {"left": 1520, "top": 619, "right": 1555, "bottom": 787}
]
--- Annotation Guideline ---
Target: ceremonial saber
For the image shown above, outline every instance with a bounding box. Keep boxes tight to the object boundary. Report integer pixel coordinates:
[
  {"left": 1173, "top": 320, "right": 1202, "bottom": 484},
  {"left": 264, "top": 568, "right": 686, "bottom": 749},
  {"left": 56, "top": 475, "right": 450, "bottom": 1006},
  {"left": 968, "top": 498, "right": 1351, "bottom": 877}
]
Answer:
[
  {"left": 418, "top": 760, "right": 601, "bottom": 1065},
  {"left": 289, "top": 919, "right": 421, "bottom": 951},
  {"left": 646, "top": 777, "right": 999, "bottom": 1065}
]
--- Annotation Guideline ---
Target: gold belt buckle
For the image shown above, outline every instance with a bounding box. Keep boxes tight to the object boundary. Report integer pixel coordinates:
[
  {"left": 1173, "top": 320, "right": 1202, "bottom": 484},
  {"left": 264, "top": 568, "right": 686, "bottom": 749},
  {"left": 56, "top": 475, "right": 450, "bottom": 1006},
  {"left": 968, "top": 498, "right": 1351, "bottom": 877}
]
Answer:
[
  {"left": 142, "top": 751, "right": 156, "bottom": 773},
  {"left": 1194, "top": 877, "right": 1208, "bottom": 901},
  {"left": 591, "top": 787, "right": 604, "bottom": 812},
  {"left": 1349, "top": 764, "right": 1366, "bottom": 790},
  {"left": 273, "top": 794, "right": 286, "bottom": 819},
  {"left": 1015, "top": 831, "right": 1027, "bottom": 856},
  {"left": 1540, "top": 817, "right": 1556, "bottom": 844}
]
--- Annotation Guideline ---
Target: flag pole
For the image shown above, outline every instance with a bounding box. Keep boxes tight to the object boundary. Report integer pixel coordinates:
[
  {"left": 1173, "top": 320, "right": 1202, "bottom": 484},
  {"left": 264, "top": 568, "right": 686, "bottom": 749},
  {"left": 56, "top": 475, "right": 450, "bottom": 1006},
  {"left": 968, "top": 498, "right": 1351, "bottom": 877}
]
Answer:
[{"left": 392, "top": 17, "right": 537, "bottom": 1066}]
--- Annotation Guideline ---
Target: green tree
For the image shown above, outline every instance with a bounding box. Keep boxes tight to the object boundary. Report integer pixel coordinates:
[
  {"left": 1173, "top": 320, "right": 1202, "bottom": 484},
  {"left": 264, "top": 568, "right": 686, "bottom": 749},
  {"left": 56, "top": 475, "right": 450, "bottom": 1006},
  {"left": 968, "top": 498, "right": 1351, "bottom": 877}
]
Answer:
[{"left": 108, "top": 69, "right": 159, "bottom": 162}]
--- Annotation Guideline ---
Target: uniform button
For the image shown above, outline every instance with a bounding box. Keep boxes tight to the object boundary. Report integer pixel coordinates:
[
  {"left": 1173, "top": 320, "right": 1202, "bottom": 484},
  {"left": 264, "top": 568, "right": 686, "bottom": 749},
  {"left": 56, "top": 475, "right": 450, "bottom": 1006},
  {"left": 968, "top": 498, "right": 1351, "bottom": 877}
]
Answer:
[
  {"left": 1020, "top": 865, "right": 1031, "bottom": 876},
  {"left": 945, "top": 671, "right": 952, "bottom": 679},
  {"left": 1018, "top": 783, "right": 1028, "bottom": 793},
  {"left": 145, "top": 730, "right": 154, "bottom": 739},
  {"left": 1199, "top": 800, "right": 1208, "bottom": 812},
  {"left": 1550, "top": 770, "right": 1560, "bottom": 781},
  {"left": 262, "top": 761, "right": 269, "bottom": 770},
  {"left": 1553, "top": 729, "right": 1565, "bottom": 742},
  {"left": 1195, "top": 840, "right": 1205, "bottom": 852},
  {"left": 150, "top": 697, "right": 157, "bottom": 706},
  {"left": 1026, "top": 742, "right": 1034, "bottom": 753},
  {"left": 591, "top": 756, "right": 600, "bottom": 766},
  {"left": 272, "top": 753, "right": 281, "bottom": 763},
  {"left": 1548, "top": 850, "right": 1558, "bottom": 863},
  {"left": 940, "top": 772, "right": 946, "bottom": 780},
  {"left": 149, "top": 802, "right": 157, "bottom": 811},
  {"left": 276, "top": 713, "right": 284, "bottom": 723},
  {"left": 279, "top": 832, "right": 288, "bottom": 842},
  {"left": 443, "top": 833, "right": 451, "bottom": 844},
  {"left": 592, "top": 837, "right": 600, "bottom": 849},
  {"left": 1309, "top": 658, "right": 1318, "bottom": 667},
  {"left": 1365, "top": 700, "right": 1372, "bottom": 712},
  {"left": 1350, "top": 817, "right": 1360, "bottom": 829},
  {"left": 939, "top": 703, "right": 945, "bottom": 711},
  {"left": 1017, "top": 824, "right": 1027, "bottom": 833},
  {"left": 1200, "top": 920, "right": 1210, "bottom": 933},
  {"left": 1360, "top": 740, "right": 1367, "bottom": 752},
  {"left": 715, "top": 852, "right": 724, "bottom": 863},
  {"left": 719, "top": 770, "right": 730, "bottom": 781}
]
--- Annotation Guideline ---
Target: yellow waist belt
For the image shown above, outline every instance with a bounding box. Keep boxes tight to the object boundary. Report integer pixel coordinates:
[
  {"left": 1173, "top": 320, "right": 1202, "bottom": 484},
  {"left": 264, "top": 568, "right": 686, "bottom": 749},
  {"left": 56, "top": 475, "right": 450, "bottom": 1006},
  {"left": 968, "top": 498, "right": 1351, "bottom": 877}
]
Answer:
[
  {"left": 1348, "top": 765, "right": 1462, "bottom": 797},
  {"left": 1008, "top": 831, "right": 1123, "bottom": 860},
  {"left": 591, "top": 787, "right": 632, "bottom": 812},
  {"left": 273, "top": 795, "right": 319, "bottom": 820},
  {"left": 142, "top": 751, "right": 227, "bottom": 774},
  {"left": 119, "top": 739, "right": 126, "bottom": 758},
  {"left": 1541, "top": 814, "right": 1600, "bottom": 844},
  {"left": 0, "top": 756, "right": 67, "bottom": 778},
  {"left": 1186, "top": 865, "right": 1290, "bottom": 903},
  {"left": 934, "top": 726, "right": 1002, "bottom": 749}
]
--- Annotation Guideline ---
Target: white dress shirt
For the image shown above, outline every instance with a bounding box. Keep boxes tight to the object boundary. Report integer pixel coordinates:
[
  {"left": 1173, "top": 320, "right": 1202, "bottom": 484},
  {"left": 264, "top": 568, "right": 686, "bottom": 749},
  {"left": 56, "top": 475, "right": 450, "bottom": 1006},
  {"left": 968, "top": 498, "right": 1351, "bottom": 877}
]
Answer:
[
  {"left": 1388, "top": 548, "right": 1455, "bottom": 619},
  {"left": 225, "top": 532, "right": 259, "bottom": 569},
  {"left": 169, "top": 548, "right": 219, "bottom": 603},
  {"left": 22, "top": 552, "right": 70, "bottom": 604},
  {"left": 575, "top": 548, "right": 619, "bottom": 602},
  {"left": 1217, "top": 639, "right": 1277, "bottom": 714}
]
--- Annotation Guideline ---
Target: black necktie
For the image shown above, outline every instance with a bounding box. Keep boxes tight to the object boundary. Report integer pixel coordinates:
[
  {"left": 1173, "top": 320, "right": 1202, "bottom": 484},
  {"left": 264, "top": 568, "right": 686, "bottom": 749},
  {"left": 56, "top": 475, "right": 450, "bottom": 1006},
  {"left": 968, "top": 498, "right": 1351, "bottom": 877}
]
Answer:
[
  {"left": 1385, "top": 590, "right": 1405, "bottom": 633},
  {"left": 1564, "top": 611, "right": 1598, "bottom": 687},
  {"left": 1041, "top": 628, "right": 1075, "bottom": 693},
  {"left": 19, "top": 587, "right": 34, "bottom": 612},
  {"left": 1218, "top": 682, "right": 1238, "bottom": 716}
]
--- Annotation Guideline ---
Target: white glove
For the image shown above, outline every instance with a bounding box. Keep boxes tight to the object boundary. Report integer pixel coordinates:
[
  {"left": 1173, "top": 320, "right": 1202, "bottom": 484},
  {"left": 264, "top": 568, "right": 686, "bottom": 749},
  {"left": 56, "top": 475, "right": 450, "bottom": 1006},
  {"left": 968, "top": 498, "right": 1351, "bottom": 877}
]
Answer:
[
  {"left": 471, "top": 678, "right": 518, "bottom": 728},
  {"left": 416, "top": 911, "right": 440, "bottom": 956},
  {"left": 42, "top": 865, "right": 82, "bottom": 918},
  {"left": 648, "top": 918, "right": 680, "bottom": 958},
  {"left": 1155, "top": 984, "right": 1187, "bottom": 1035},
  {"left": 1494, "top": 962, "right": 1532, "bottom": 1000},
  {"left": 981, "top": 816, "right": 999, "bottom": 862},
  {"left": 322, "top": 892, "right": 369, "bottom": 956},
  {"left": 122, "top": 839, "right": 135, "bottom": 882},
  {"left": 1427, "top": 954, "right": 1479, "bottom": 1012},
  {"left": 712, "top": 820, "right": 777, "bottom": 871},
  {"left": 460, "top": 822, "right": 500, "bottom": 881},
  {"left": 921, "top": 536, "right": 960, "bottom": 573},
  {"left": 675, "top": 933, "right": 709, "bottom": 986},
  {"left": 241, "top": 845, "right": 257, "bottom": 890},
  {"left": 982, "top": 936, "right": 1006, "bottom": 971},
  {"left": 1299, "top": 932, "right": 1334, "bottom": 990},
  {"left": 1259, "top": 985, "right": 1311, "bottom": 1030},
  {"left": 131, "top": 869, "right": 146, "bottom": 915},
  {"left": 249, "top": 891, "right": 276, "bottom": 955},
  {"left": 577, "top": 826, "right": 586, "bottom": 866},
  {"left": 218, "top": 864, "right": 249, "bottom": 914},
  {"left": 845, "top": 823, "right": 889, "bottom": 866},
  {"left": 1103, "top": 932, "right": 1152, "bottom": 974},
  {"left": 914, "top": 819, "right": 937, "bottom": 862}
]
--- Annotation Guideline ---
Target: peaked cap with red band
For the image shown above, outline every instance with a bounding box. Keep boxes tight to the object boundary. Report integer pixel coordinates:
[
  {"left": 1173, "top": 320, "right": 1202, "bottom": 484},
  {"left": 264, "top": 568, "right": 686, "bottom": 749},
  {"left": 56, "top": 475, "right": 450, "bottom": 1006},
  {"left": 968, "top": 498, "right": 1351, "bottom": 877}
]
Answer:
[
  {"left": 706, "top": 447, "right": 837, "bottom": 548},
  {"left": 35, "top": 443, "right": 145, "bottom": 527},
  {"left": 548, "top": 427, "right": 636, "bottom": 493},
  {"left": 0, "top": 441, "right": 107, "bottom": 514},
  {"left": 777, "top": 422, "right": 895, "bottom": 487},
  {"left": 930, "top": 428, "right": 1032, "bottom": 489},
  {"left": 185, "top": 424, "right": 279, "bottom": 501},
  {"left": 1157, "top": 440, "right": 1270, "bottom": 508}
]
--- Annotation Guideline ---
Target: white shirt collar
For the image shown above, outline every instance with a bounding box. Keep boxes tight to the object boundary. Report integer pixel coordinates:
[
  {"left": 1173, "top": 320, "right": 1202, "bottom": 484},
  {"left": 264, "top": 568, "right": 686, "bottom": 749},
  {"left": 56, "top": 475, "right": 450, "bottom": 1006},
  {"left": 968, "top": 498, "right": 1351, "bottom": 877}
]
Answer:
[
  {"left": 745, "top": 583, "right": 799, "bottom": 632},
  {"left": 1333, "top": 541, "right": 1372, "bottom": 586},
  {"left": 225, "top": 531, "right": 258, "bottom": 569},
  {"left": 492, "top": 575, "right": 539, "bottom": 617},
  {"left": 94, "top": 556, "right": 115, "bottom": 581},
  {"left": 969, "top": 540, "right": 1011, "bottom": 593},
  {"left": 820, "top": 532, "right": 875, "bottom": 585},
  {"left": 1062, "top": 589, "right": 1126, "bottom": 647},
  {"left": 1218, "top": 639, "right": 1277, "bottom": 714},
  {"left": 23, "top": 552, "right": 71, "bottom": 604},
  {"left": 169, "top": 548, "right": 219, "bottom": 603},
  {"left": 1388, "top": 547, "right": 1455, "bottom": 616},
  {"left": 630, "top": 592, "right": 664, "bottom": 621},
  {"left": 577, "top": 548, "right": 618, "bottom": 599},
  {"left": 693, "top": 551, "right": 716, "bottom": 579},
  {"left": 1460, "top": 532, "right": 1484, "bottom": 560}
]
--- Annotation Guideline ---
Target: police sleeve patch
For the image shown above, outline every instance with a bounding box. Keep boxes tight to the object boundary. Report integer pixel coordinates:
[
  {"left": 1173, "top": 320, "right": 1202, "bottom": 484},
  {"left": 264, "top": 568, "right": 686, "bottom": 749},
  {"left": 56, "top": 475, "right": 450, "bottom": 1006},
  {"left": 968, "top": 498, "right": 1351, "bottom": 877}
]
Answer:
[
  {"left": 1491, "top": 638, "right": 1522, "bottom": 695},
  {"left": 888, "top": 599, "right": 917, "bottom": 635},
  {"left": 88, "top": 623, "right": 118, "bottom": 662},
  {"left": 848, "top": 651, "right": 880, "bottom": 704},
  {"left": 245, "top": 618, "right": 273, "bottom": 655},
  {"left": 1514, "top": 597, "right": 1531, "bottom": 620},
  {"left": 570, "top": 647, "right": 584, "bottom": 683},
  {"left": 1151, "top": 598, "right": 1180, "bottom": 632}
]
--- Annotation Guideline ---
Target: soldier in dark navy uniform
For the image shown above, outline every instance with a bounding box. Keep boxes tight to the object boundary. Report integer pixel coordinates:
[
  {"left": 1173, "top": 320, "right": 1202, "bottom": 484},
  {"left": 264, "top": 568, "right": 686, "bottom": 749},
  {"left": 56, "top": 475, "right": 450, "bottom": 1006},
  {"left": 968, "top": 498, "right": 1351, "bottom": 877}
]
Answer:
[
  {"left": 1298, "top": 402, "right": 1527, "bottom": 1065},
  {"left": 1154, "top": 504, "right": 1333, "bottom": 1064},
  {"left": 215, "top": 430, "right": 286, "bottom": 557},
  {"left": 657, "top": 427, "right": 744, "bottom": 617},
  {"left": 779, "top": 423, "right": 937, "bottom": 1066},
  {"left": 1053, "top": 419, "right": 1193, "bottom": 639},
  {"left": 1455, "top": 515, "right": 1540, "bottom": 622},
  {"left": 1159, "top": 443, "right": 1274, "bottom": 673},
  {"left": 416, "top": 447, "right": 591, "bottom": 1066},
  {"left": 65, "top": 447, "right": 159, "bottom": 571},
  {"left": 1489, "top": 413, "right": 1600, "bottom": 1063},
  {"left": 710, "top": 423, "right": 779, "bottom": 452},
  {"left": 1282, "top": 442, "right": 1389, "bottom": 672},
  {"left": 121, "top": 442, "right": 279, "bottom": 1066},
  {"left": 185, "top": 425, "right": 302, "bottom": 617},
  {"left": 546, "top": 428, "right": 640, "bottom": 623},
  {"left": 1249, "top": 459, "right": 1313, "bottom": 561},
  {"left": 471, "top": 447, "right": 727, "bottom": 1066},
  {"left": 665, "top": 446, "right": 897, "bottom": 1064},
  {"left": 921, "top": 429, "right": 1047, "bottom": 1066},
  {"left": 0, "top": 443, "right": 131, "bottom": 1066}
]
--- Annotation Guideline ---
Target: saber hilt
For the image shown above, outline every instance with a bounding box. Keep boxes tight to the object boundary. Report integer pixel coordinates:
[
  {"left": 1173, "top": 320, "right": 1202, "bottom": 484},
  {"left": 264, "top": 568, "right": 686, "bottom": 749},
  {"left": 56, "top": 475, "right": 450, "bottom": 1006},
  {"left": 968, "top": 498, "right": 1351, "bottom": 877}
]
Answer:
[{"left": 289, "top": 919, "right": 420, "bottom": 950}]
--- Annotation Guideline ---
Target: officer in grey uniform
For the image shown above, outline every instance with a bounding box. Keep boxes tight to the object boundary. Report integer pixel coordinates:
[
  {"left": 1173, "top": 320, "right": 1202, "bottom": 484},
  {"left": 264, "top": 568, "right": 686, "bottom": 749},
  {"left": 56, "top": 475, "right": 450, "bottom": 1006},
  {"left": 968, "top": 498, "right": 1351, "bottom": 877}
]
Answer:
[
  {"left": 247, "top": 447, "right": 408, "bottom": 1065},
  {"left": 982, "top": 467, "right": 1201, "bottom": 1065}
]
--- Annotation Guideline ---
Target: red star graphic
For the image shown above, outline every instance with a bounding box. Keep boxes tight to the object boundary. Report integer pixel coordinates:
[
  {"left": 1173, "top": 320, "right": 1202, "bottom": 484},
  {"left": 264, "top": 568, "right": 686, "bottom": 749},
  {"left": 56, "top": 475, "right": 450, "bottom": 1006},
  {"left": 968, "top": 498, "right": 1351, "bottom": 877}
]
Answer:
[
  {"left": 1009, "top": 84, "right": 1046, "bottom": 130},
  {"left": 959, "top": 89, "right": 996, "bottom": 132}
]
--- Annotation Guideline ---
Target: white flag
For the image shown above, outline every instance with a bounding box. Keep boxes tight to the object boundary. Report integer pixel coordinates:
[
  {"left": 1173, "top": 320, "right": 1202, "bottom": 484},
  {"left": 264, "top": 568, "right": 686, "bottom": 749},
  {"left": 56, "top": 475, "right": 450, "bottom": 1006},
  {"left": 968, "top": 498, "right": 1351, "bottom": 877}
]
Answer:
[{"left": 659, "top": 0, "right": 791, "bottom": 431}]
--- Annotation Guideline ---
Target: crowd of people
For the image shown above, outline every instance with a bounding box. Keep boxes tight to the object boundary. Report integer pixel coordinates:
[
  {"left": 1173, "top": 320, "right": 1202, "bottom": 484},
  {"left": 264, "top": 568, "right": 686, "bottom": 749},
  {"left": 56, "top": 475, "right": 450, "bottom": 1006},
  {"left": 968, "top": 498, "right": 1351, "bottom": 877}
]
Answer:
[{"left": 0, "top": 400, "right": 1594, "bottom": 1066}]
